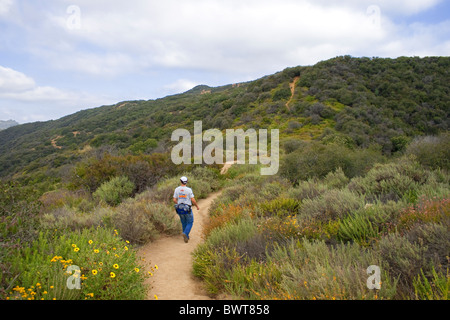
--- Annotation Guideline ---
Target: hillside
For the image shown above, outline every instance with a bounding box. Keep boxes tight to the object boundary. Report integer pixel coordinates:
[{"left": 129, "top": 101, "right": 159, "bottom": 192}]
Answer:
[{"left": 0, "top": 55, "right": 449, "bottom": 189}]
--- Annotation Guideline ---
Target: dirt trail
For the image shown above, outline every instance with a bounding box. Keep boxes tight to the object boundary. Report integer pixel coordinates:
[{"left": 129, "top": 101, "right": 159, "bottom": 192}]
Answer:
[
  {"left": 138, "top": 163, "right": 235, "bottom": 300},
  {"left": 286, "top": 76, "right": 300, "bottom": 111}
]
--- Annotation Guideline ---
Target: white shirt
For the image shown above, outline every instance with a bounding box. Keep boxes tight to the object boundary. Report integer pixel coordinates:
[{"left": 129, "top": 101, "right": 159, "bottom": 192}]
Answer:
[{"left": 173, "top": 186, "right": 194, "bottom": 206}]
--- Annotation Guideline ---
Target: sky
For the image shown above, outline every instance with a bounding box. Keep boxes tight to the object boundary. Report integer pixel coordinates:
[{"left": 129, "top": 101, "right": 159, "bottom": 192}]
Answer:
[{"left": 0, "top": 0, "right": 449, "bottom": 124}]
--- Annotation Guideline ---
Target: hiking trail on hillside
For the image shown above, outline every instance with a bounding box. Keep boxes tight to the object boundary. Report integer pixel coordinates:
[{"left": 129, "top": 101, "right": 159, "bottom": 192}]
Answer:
[
  {"left": 286, "top": 76, "right": 300, "bottom": 111},
  {"left": 138, "top": 162, "right": 236, "bottom": 300}
]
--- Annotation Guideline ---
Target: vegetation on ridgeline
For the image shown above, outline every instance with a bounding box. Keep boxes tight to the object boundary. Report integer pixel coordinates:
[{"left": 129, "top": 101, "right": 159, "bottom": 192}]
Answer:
[{"left": 0, "top": 56, "right": 449, "bottom": 300}]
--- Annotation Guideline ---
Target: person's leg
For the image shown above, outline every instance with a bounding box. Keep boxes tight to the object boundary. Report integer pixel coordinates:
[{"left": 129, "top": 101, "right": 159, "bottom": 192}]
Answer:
[
  {"left": 182, "top": 211, "right": 194, "bottom": 239},
  {"left": 178, "top": 214, "right": 187, "bottom": 234}
]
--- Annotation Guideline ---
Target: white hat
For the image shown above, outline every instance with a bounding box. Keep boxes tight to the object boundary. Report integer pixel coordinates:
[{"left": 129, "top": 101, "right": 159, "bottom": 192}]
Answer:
[{"left": 180, "top": 176, "right": 188, "bottom": 183}]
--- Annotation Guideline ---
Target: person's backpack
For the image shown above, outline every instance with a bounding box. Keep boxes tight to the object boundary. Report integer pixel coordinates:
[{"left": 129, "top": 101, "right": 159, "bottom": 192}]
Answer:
[{"left": 175, "top": 203, "right": 191, "bottom": 215}]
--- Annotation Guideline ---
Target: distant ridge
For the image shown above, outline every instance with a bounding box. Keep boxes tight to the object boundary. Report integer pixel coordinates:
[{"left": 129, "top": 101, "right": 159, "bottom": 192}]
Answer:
[{"left": 0, "top": 120, "right": 19, "bottom": 131}]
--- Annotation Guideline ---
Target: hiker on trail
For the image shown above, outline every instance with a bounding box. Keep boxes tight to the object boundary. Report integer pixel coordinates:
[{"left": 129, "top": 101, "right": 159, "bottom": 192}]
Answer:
[{"left": 173, "top": 176, "right": 200, "bottom": 243}]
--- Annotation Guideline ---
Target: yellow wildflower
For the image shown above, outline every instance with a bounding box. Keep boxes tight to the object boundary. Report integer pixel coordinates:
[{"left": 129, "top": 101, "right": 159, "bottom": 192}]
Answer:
[
  {"left": 110, "top": 272, "right": 116, "bottom": 278},
  {"left": 88, "top": 240, "right": 93, "bottom": 245},
  {"left": 134, "top": 268, "right": 140, "bottom": 273},
  {"left": 92, "top": 270, "right": 98, "bottom": 275},
  {"left": 113, "top": 264, "right": 119, "bottom": 269},
  {"left": 74, "top": 247, "right": 80, "bottom": 252}
]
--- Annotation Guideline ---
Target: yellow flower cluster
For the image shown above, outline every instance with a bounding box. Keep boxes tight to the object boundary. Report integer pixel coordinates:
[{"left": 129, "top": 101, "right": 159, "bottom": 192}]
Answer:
[
  {"left": 50, "top": 256, "right": 73, "bottom": 269},
  {"left": 7, "top": 230, "right": 149, "bottom": 301},
  {"left": 8, "top": 283, "right": 50, "bottom": 300}
]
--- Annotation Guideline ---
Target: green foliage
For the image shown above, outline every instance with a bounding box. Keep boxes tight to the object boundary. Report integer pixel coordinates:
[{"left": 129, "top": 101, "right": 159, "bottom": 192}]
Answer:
[
  {"left": 112, "top": 200, "right": 180, "bottom": 245},
  {"left": 377, "top": 233, "right": 428, "bottom": 297},
  {"left": 0, "top": 181, "right": 41, "bottom": 297},
  {"left": 196, "top": 149, "right": 449, "bottom": 300},
  {"left": 348, "top": 156, "right": 431, "bottom": 202},
  {"left": 93, "top": 176, "right": 135, "bottom": 207},
  {"left": 264, "top": 239, "right": 397, "bottom": 300},
  {"left": 299, "top": 188, "right": 365, "bottom": 222},
  {"left": 258, "top": 197, "right": 301, "bottom": 218},
  {"left": 405, "top": 133, "right": 450, "bottom": 170},
  {"left": 280, "top": 141, "right": 384, "bottom": 185},
  {"left": 337, "top": 212, "right": 381, "bottom": 246},
  {"left": 7, "top": 228, "right": 149, "bottom": 300},
  {"left": 39, "top": 206, "right": 114, "bottom": 232},
  {"left": 413, "top": 267, "right": 449, "bottom": 300},
  {"left": 72, "top": 152, "right": 180, "bottom": 193}
]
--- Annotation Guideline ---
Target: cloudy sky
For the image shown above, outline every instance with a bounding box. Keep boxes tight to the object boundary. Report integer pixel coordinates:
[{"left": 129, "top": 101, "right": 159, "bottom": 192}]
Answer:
[{"left": 0, "top": 0, "right": 449, "bottom": 124}]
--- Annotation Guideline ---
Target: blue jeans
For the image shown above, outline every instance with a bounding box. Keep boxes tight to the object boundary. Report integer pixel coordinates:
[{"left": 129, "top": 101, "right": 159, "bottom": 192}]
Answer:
[{"left": 178, "top": 210, "right": 194, "bottom": 239}]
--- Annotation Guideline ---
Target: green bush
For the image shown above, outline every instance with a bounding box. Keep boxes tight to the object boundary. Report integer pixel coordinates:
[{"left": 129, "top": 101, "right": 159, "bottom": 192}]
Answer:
[
  {"left": 406, "top": 133, "right": 450, "bottom": 170},
  {"left": 348, "top": 156, "right": 430, "bottom": 202},
  {"left": 258, "top": 198, "right": 301, "bottom": 218},
  {"left": 322, "top": 167, "right": 349, "bottom": 189},
  {"left": 413, "top": 267, "right": 449, "bottom": 300},
  {"left": 280, "top": 142, "right": 383, "bottom": 185},
  {"left": 337, "top": 200, "right": 409, "bottom": 245},
  {"left": 93, "top": 176, "right": 135, "bottom": 206},
  {"left": 299, "top": 188, "right": 365, "bottom": 222},
  {"left": 264, "top": 239, "right": 397, "bottom": 300},
  {"left": 112, "top": 199, "right": 180, "bottom": 245},
  {"left": 337, "top": 213, "right": 381, "bottom": 246},
  {"left": 285, "top": 180, "right": 329, "bottom": 201},
  {"left": 377, "top": 233, "right": 427, "bottom": 298},
  {"left": 39, "top": 206, "right": 115, "bottom": 232},
  {"left": 193, "top": 218, "right": 264, "bottom": 295}
]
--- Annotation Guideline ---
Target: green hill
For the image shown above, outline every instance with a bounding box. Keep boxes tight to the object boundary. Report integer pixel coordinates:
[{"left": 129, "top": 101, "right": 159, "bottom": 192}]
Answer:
[{"left": 0, "top": 56, "right": 448, "bottom": 190}]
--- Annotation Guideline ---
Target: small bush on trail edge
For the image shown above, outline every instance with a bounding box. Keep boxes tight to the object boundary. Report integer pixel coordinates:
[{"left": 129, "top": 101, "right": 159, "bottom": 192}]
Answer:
[{"left": 93, "top": 176, "right": 135, "bottom": 206}]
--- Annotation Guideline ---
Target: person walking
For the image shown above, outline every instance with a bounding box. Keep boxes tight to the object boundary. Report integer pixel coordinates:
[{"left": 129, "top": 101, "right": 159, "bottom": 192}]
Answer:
[{"left": 173, "top": 176, "right": 200, "bottom": 243}]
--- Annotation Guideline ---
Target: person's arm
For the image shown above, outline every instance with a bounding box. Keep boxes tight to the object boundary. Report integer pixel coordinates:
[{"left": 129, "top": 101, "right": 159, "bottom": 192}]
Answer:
[
  {"left": 173, "top": 197, "right": 178, "bottom": 205},
  {"left": 191, "top": 197, "right": 200, "bottom": 210}
]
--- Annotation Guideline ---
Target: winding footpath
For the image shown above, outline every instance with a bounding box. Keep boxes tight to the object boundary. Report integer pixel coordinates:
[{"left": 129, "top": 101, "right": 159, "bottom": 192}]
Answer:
[{"left": 138, "top": 162, "right": 236, "bottom": 300}]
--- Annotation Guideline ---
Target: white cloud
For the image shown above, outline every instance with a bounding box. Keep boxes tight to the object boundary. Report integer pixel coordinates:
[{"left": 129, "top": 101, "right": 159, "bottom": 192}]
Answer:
[
  {"left": 162, "top": 79, "right": 200, "bottom": 95},
  {"left": 0, "top": 66, "right": 36, "bottom": 93},
  {"left": 7, "top": 0, "right": 447, "bottom": 78},
  {"left": 1, "top": 0, "right": 448, "bottom": 123},
  {"left": 0, "top": 0, "right": 13, "bottom": 16},
  {"left": 0, "top": 66, "right": 73, "bottom": 102},
  {"left": 0, "top": 66, "right": 114, "bottom": 122},
  {"left": 40, "top": 1, "right": 389, "bottom": 73}
]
